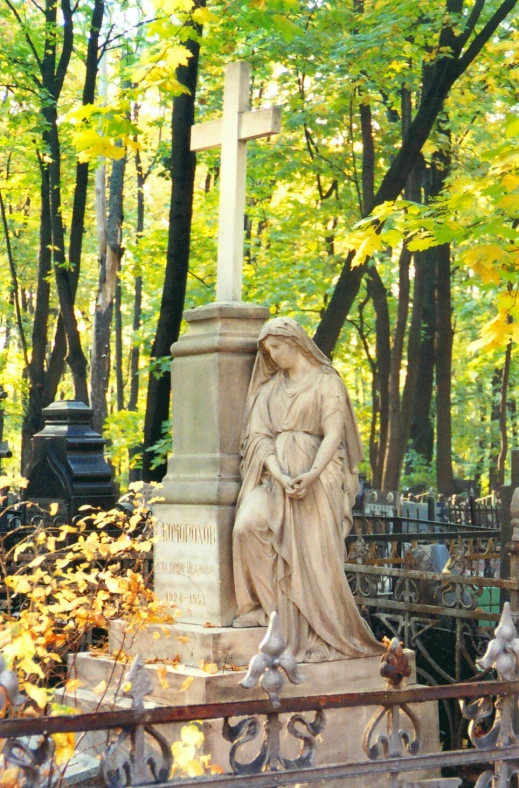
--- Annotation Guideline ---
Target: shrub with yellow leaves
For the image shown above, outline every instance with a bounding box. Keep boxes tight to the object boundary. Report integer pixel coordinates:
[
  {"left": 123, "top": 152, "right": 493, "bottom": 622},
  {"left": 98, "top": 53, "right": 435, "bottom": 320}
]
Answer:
[
  {"left": 0, "top": 491, "right": 226, "bottom": 783},
  {"left": 0, "top": 490, "right": 174, "bottom": 706}
]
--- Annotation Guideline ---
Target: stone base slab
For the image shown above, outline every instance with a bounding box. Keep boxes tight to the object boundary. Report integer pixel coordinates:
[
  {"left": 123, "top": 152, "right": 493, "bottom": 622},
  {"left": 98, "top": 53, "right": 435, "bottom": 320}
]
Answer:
[
  {"left": 109, "top": 619, "right": 267, "bottom": 668},
  {"left": 72, "top": 648, "right": 416, "bottom": 706},
  {"left": 68, "top": 647, "right": 438, "bottom": 786}
]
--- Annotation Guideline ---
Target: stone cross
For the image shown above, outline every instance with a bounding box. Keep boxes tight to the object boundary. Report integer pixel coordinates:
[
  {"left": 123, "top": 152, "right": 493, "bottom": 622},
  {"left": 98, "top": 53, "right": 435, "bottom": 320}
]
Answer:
[{"left": 190, "top": 61, "right": 281, "bottom": 302}]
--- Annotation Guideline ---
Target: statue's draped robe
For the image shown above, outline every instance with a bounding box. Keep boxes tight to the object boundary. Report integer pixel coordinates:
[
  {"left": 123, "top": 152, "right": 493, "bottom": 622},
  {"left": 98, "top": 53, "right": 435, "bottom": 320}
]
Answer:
[{"left": 233, "top": 366, "right": 384, "bottom": 661}]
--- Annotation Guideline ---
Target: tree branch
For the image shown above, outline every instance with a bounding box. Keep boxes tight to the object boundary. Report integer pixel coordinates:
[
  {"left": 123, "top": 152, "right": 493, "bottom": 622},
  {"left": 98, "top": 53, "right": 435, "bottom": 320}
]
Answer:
[
  {"left": 458, "top": 0, "right": 485, "bottom": 49},
  {"left": 27, "top": 0, "right": 44, "bottom": 12},
  {"left": 2, "top": 0, "right": 42, "bottom": 71},
  {"left": 457, "top": 0, "right": 518, "bottom": 74},
  {"left": 0, "top": 188, "right": 31, "bottom": 372},
  {"left": 55, "top": 0, "right": 74, "bottom": 98}
]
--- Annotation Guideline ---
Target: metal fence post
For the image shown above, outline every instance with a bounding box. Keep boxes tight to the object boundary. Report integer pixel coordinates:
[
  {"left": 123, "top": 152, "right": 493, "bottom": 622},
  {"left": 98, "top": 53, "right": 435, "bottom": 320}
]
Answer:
[
  {"left": 506, "top": 488, "right": 519, "bottom": 617},
  {"left": 500, "top": 450, "right": 519, "bottom": 606}
]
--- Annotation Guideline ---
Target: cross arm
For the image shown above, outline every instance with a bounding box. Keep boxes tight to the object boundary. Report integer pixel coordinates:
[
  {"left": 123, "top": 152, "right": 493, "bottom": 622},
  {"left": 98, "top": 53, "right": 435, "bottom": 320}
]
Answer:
[
  {"left": 239, "top": 106, "right": 281, "bottom": 142},
  {"left": 191, "top": 106, "right": 281, "bottom": 152}
]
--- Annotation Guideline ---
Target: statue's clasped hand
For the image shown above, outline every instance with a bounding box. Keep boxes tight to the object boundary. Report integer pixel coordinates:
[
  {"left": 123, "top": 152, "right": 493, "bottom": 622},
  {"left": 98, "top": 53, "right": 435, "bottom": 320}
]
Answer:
[
  {"left": 288, "top": 470, "right": 319, "bottom": 499},
  {"left": 278, "top": 473, "right": 297, "bottom": 495}
]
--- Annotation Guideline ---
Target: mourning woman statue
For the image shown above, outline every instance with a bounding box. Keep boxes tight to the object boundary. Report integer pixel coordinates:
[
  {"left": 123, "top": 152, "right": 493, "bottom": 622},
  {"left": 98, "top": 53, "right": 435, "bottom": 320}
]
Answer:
[{"left": 232, "top": 317, "right": 384, "bottom": 663}]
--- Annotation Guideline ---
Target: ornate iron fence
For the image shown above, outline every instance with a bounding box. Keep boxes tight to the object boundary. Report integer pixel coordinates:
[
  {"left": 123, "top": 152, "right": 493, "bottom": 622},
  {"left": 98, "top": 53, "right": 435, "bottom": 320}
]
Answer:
[
  {"left": 346, "top": 511, "right": 514, "bottom": 751},
  {"left": 1, "top": 607, "right": 519, "bottom": 787}
]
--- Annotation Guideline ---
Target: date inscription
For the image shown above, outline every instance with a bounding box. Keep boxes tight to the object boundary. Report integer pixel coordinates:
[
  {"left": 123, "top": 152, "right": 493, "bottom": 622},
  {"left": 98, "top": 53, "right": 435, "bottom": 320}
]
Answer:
[{"left": 165, "top": 591, "right": 206, "bottom": 607}]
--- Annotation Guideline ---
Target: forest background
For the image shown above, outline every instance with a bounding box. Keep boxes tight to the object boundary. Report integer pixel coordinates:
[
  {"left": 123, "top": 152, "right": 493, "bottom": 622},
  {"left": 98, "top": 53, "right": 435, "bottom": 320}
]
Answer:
[{"left": 0, "top": 0, "right": 518, "bottom": 498}]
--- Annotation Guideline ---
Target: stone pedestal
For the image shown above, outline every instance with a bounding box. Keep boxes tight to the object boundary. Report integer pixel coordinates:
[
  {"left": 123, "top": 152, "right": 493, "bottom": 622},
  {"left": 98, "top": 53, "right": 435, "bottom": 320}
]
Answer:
[
  {"left": 153, "top": 301, "right": 270, "bottom": 626},
  {"left": 67, "top": 632, "right": 442, "bottom": 787}
]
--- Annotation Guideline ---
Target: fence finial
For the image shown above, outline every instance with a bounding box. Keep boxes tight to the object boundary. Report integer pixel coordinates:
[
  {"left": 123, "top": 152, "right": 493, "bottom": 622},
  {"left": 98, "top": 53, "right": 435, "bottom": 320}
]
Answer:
[
  {"left": 477, "top": 601, "right": 519, "bottom": 681},
  {"left": 240, "top": 611, "right": 303, "bottom": 708}
]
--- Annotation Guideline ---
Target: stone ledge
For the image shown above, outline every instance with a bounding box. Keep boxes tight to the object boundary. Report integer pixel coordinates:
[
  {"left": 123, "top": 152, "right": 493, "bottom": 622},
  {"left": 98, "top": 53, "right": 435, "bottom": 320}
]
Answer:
[
  {"left": 109, "top": 619, "right": 267, "bottom": 668},
  {"left": 67, "top": 648, "right": 436, "bottom": 787},
  {"left": 182, "top": 301, "right": 270, "bottom": 323},
  {"left": 72, "top": 647, "right": 417, "bottom": 707}
]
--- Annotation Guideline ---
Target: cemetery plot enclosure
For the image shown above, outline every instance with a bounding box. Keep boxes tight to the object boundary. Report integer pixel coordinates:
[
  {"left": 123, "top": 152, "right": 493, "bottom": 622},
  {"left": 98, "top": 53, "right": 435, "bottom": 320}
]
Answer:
[
  {"left": 2, "top": 634, "right": 519, "bottom": 787},
  {"left": 347, "top": 510, "right": 509, "bottom": 749}
]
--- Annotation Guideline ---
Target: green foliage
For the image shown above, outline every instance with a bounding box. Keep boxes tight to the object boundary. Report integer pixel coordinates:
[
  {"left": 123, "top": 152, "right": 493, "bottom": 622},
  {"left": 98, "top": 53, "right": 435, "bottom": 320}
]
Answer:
[
  {"left": 0, "top": 0, "right": 516, "bottom": 491},
  {"left": 401, "top": 450, "right": 436, "bottom": 492},
  {"left": 148, "top": 417, "right": 172, "bottom": 470}
]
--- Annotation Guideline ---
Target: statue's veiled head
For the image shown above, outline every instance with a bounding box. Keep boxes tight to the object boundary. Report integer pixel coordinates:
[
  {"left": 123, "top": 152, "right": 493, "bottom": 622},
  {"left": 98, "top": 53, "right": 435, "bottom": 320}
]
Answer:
[{"left": 257, "top": 317, "right": 330, "bottom": 373}]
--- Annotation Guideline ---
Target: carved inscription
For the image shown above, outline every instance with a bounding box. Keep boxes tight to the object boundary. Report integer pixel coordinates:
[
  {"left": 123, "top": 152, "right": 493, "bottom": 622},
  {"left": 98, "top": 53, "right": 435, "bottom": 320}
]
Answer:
[
  {"left": 165, "top": 591, "right": 206, "bottom": 607},
  {"left": 155, "top": 560, "right": 216, "bottom": 576},
  {"left": 154, "top": 519, "right": 220, "bottom": 618},
  {"left": 155, "top": 522, "right": 217, "bottom": 545}
]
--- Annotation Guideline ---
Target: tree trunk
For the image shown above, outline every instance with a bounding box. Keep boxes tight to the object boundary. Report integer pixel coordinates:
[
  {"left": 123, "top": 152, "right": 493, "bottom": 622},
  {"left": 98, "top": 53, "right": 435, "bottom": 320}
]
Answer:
[
  {"left": 435, "top": 241, "right": 455, "bottom": 495},
  {"left": 142, "top": 25, "right": 203, "bottom": 482},
  {"left": 381, "top": 87, "right": 422, "bottom": 491},
  {"left": 397, "top": 250, "right": 426, "bottom": 472},
  {"left": 474, "top": 382, "right": 487, "bottom": 488},
  {"left": 497, "top": 338, "right": 512, "bottom": 487},
  {"left": 43, "top": 0, "right": 105, "bottom": 407},
  {"left": 381, "top": 246, "right": 411, "bottom": 490},
  {"left": 368, "top": 268, "right": 391, "bottom": 488},
  {"left": 409, "top": 246, "right": 436, "bottom": 464},
  {"left": 489, "top": 367, "right": 502, "bottom": 492},
  {"left": 115, "top": 274, "right": 124, "bottom": 412},
  {"left": 21, "top": 165, "right": 52, "bottom": 471},
  {"left": 37, "top": 0, "right": 89, "bottom": 404},
  {"left": 91, "top": 150, "right": 126, "bottom": 434},
  {"left": 45, "top": 106, "right": 89, "bottom": 404},
  {"left": 128, "top": 128, "right": 145, "bottom": 482}
]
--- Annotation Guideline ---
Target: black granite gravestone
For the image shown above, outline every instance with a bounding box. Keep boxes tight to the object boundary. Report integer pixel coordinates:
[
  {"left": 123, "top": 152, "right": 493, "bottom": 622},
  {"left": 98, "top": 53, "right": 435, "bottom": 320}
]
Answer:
[{"left": 24, "top": 401, "right": 115, "bottom": 525}]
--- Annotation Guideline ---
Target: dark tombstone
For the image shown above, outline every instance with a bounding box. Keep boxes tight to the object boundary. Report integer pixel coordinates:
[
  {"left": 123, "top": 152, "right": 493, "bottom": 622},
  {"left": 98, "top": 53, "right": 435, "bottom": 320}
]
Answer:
[
  {"left": 24, "top": 401, "right": 116, "bottom": 526},
  {"left": 453, "top": 478, "right": 481, "bottom": 498}
]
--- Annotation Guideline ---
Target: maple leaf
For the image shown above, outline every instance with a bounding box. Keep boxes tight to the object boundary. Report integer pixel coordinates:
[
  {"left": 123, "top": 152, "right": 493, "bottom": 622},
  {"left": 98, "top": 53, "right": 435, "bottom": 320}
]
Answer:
[
  {"left": 52, "top": 732, "right": 75, "bottom": 764},
  {"left": 179, "top": 676, "right": 194, "bottom": 693},
  {"left": 157, "top": 665, "right": 169, "bottom": 689},
  {"left": 24, "top": 682, "right": 50, "bottom": 709}
]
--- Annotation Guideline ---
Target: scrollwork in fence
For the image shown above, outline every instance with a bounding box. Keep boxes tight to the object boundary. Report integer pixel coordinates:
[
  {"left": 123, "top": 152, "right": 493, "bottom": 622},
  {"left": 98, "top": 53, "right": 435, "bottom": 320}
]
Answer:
[
  {"left": 0, "top": 656, "right": 52, "bottom": 788},
  {"left": 461, "top": 602, "right": 519, "bottom": 787},
  {"left": 101, "top": 655, "right": 173, "bottom": 788},
  {"left": 223, "top": 611, "right": 326, "bottom": 775},
  {"left": 363, "top": 638, "right": 422, "bottom": 770}
]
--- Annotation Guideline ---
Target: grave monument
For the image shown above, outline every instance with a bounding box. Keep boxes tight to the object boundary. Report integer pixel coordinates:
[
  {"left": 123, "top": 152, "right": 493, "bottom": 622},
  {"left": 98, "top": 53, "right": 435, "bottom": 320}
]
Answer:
[{"left": 76, "top": 60, "right": 440, "bottom": 779}]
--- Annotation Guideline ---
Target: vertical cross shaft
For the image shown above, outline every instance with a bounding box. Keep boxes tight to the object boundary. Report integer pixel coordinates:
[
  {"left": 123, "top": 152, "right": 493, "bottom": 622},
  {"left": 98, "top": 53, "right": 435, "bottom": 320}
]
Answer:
[
  {"left": 191, "top": 61, "right": 281, "bottom": 303},
  {"left": 217, "top": 62, "right": 250, "bottom": 302}
]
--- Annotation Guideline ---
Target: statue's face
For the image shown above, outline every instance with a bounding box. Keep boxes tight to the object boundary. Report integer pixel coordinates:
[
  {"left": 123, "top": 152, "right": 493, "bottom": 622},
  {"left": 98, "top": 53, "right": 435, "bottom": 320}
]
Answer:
[{"left": 262, "top": 335, "right": 299, "bottom": 371}]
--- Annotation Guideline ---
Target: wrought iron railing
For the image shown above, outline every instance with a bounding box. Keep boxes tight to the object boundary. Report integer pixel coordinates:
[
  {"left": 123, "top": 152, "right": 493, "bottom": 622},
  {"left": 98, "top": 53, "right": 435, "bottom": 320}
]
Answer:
[
  {"left": 346, "top": 511, "right": 510, "bottom": 750},
  {"left": 2, "top": 607, "right": 519, "bottom": 787}
]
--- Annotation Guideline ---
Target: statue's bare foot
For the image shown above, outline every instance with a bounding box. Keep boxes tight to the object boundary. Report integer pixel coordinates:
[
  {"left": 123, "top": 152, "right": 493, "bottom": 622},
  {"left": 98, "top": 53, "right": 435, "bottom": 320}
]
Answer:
[
  {"left": 304, "top": 648, "right": 327, "bottom": 663},
  {"left": 233, "top": 611, "right": 266, "bottom": 628}
]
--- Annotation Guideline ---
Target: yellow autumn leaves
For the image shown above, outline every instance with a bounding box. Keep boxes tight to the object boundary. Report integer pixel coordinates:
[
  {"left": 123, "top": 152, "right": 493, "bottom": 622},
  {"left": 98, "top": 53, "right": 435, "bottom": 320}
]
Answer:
[
  {"left": 0, "top": 502, "right": 173, "bottom": 711},
  {"left": 171, "top": 723, "right": 223, "bottom": 778}
]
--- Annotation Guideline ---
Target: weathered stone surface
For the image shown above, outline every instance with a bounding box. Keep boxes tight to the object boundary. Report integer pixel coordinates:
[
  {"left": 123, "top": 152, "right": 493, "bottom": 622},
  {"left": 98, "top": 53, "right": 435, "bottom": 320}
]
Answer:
[
  {"left": 160, "top": 302, "right": 270, "bottom": 507},
  {"left": 69, "top": 649, "right": 439, "bottom": 786},
  {"left": 153, "top": 302, "right": 269, "bottom": 625},
  {"left": 109, "top": 619, "right": 267, "bottom": 667},
  {"left": 72, "top": 649, "right": 416, "bottom": 706},
  {"left": 153, "top": 503, "right": 236, "bottom": 626}
]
